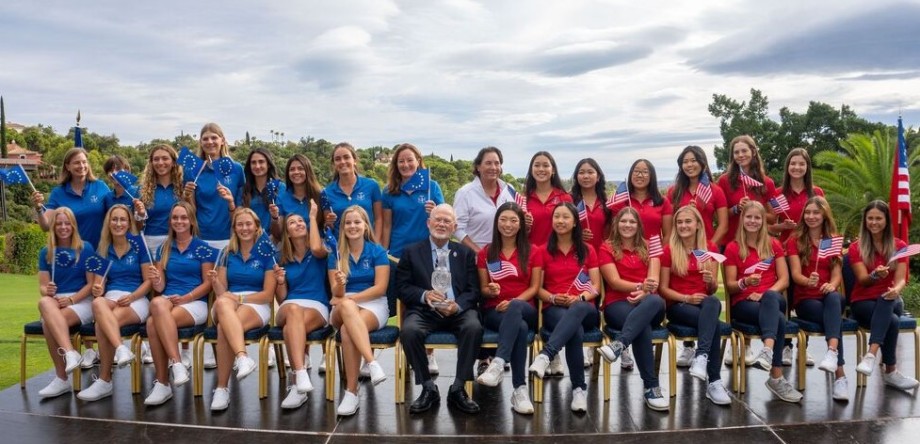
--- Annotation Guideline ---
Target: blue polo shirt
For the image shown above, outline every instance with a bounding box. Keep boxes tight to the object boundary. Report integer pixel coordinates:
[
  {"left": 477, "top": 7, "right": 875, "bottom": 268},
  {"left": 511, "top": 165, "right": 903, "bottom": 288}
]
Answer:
[
  {"left": 225, "top": 250, "right": 273, "bottom": 293},
  {"left": 327, "top": 241, "right": 389, "bottom": 293},
  {"left": 98, "top": 241, "right": 151, "bottom": 292},
  {"left": 104, "top": 186, "right": 139, "bottom": 212},
  {"left": 323, "top": 176, "right": 382, "bottom": 238},
  {"left": 192, "top": 159, "right": 245, "bottom": 241},
  {"left": 277, "top": 187, "right": 312, "bottom": 222},
  {"left": 381, "top": 180, "right": 445, "bottom": 257},
  {"left": 47, "top": 180, "right": 112, "bottom": 249},
  {"left": 157, "top": 237, "right": 216, "bottom": 301},
  {"left": 249, "top": 182, "right": 286, "bottom": 233},
  {"left": 283, "top": 252, "right": 329, "bottom": 305},
  {"left": 38, "top": 242, "right": 94, "bottom": 293},
  {"left": 145, "top": 184, "right": 180, "bottom": 236}
]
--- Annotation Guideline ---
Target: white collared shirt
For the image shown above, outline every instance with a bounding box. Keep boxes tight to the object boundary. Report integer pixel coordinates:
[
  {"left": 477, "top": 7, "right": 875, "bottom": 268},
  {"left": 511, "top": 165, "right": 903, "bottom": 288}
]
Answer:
[{"left": 452, "top": 176, "right": 514, "bottom": 247}]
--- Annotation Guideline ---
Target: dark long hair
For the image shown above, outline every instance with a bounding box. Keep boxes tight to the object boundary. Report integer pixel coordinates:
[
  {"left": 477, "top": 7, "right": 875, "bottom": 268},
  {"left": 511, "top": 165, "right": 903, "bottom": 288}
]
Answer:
[
  {"left": 570, "top": 157, "right": 610, "bottom": 223},
  {"left": 547, "top": 202, "right": 588, "bottom": 266},
  {"left": 284, "top": 154, "right": 324, "bottom": 227},
  {"left": 242, "top": 148, "right": 280, "bottom": 207},
  {"left": 472, "top": 146, "right": 503, "bottom": 177},
  {"left": 858, "top": 200, "right": 896, "bottom": 267},
  {"left": 628, "top": 159, "right": 664, "bottom": 206},
  {"left": 671, "top": 146, "right": 714, "bottom": 205},
  {"left": 781, "top": 148, "right": 816, "bottom": 197},
  {"left": 487, "top": 202, "right": 530, "bottom": 271},
  {"left": 524, "top": 151, "right": 565, "bottom": 195}
]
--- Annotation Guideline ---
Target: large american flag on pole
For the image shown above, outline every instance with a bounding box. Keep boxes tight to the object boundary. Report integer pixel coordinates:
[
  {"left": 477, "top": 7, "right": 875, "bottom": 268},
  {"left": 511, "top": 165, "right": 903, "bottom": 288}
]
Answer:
[{"left": 890, "top": 116, "right": 912, "bottom": 242}]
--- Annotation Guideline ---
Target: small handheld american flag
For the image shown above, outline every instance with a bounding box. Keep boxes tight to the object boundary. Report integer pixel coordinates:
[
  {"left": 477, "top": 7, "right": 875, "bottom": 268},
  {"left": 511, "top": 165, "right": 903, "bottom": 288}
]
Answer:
[
  {"left": 888, "top": 244, "right": 920, "bottom": 264},
  {"left": 696, "top": 175, "right": 713, "bottom": 205},
  {"left": 576, "top": 201, "right": 589, "bottom": 226},
  {"left": 572, "top": 269, "right": 597, "bottom": 295},
  {"left": 743, "top": 257, "right": 774, "bottom": 275},
  {"left": 648, "top": 235, "right": 663, "bottom": 258},
  {"left": 739, "top": 169, "right": 763, "bottom": 188},
  {"left": 692, "top": 249, "right": 727, "bottom": 264},
  {"left": 815, "top": 236, "right": 843, "bottom": 260},
  {"left": 506, "top": 184, "right": 528, "bottom": 212},
  {"left": 606, "top": 181, "right": 629, "bottom": 209},
  {"left": 487, "top": 260, "right": 518, "bottom": 281},
  {"left": 769, "top": 194, "right": 791, "bottom": 213}
]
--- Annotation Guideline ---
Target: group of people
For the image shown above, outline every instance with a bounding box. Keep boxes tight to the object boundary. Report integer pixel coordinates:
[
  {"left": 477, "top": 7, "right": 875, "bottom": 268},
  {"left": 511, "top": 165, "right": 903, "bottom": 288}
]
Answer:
[{"left": 29, "top": 126, "right": 918, "bottom": 418}]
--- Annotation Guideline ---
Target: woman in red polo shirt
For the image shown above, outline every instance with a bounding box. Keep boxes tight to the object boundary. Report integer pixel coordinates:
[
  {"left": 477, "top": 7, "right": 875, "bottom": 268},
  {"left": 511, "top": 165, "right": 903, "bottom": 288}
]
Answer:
[
  {"left": 849, "top": 200, "right": 918, "bottom": 391},
  {"left": 475, "top": 202, "right": 541, "bottom": 415},
  {"left": 716, "top": 135, "right": 777, "bottom": 249},
  {"left": 525, "top": 151, "right": 572, "bottom": 246},
  {"left": 608, "top": 159, "right": 672, "bottom": 241},
  {"left": 786, "top": 196, "right": 847, "bottom": 401},
  {"left": 527, "top": 202, "right": 600, "bottom": 413},
  {"left": 658, "top": 205, "right": 730, "bottom": 406},
  {"left": 570, "top": 158, "right": 611, "bottom": 253},
  {"left": 595, "top": 206, "right": 669, "bottom": 411},
  {"left": 724, "top": 201, "right": 801, "bottom": 403}
]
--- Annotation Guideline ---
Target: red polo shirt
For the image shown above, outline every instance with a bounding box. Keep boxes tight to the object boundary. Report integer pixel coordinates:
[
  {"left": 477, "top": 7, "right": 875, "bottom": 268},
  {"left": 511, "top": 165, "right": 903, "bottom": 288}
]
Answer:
[
  {"left": 476, "top": 246, "right": 542, "bottom": 310},
  {"left": 716, "top": 174, "right": 777, "bottom": 247},
  {"left": 774, "top": 186, "right": 824, "bottom": 243},
  {"left": 539, "top": 243, "right": 598, "bottom": 303},
  {"left": 724, "top": 238, "right": 785, "bottom": 306},
  {"left": 660, "top": 242, "right": 719, "bottom": 307},
  {"left": 527, "top": 188, "right": 573, "bottom": 247},
  {"left": 608, "top": 196, "right": 673, "bottom": 240},
  {"left": 667, "top": 185, "right": 728, "bottom": 241},
  {"left": 574, "top": 197, "right": 610, "bottom": 253},
  {"left": 848, "top": 239, "right": 908, "bottom": 303},
  {"left": 598, "top": 243, "right": 650, "bottom": 308},
  {"left": 786, "top": 235, "right": 835, "bottom": 302}
]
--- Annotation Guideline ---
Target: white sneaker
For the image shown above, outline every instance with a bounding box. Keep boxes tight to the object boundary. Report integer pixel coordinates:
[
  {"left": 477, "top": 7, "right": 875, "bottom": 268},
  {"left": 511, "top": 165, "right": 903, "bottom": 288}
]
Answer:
[
  {"left": 723, "top": 344, "right": 735, "bottom": 366},
  {"left": 782, "top": 345, "right": 793, "bottom": 366},
  {"left": 114, "top": 345, "right": 135, "bottom": 368},
  {"left": 571, "top": 387, "right": 587, "bottom": 412},
  {"left": 620, "top": 347, "right": 635, "bottom": 370},
  {"left": 832, "top": 377, "right": 849, "bottom": 401},
  {"left": 689, "top": 354, "right": 708, "bottom": 381},
  {"left": 294, "top": 368, "right": 313, "bottom": 393},
  {"left": 583, "top": 347, "right": 594, "bottom": 367},
  {"left": 765, "top": 377, "right": 803, "bottom": 403},
  {"left": 511, "top": 385, "right": 534, "bottom": 414},
  {"left": 281, "top": 386, "right": 308, "bottom": 409},
  {"left": 805, "top": 352, "right": 815, "bottom": 366},
  {"left": 38, "top": 377, "right": 71, "bottom": 398},
  {"left": 817, "top": 349, "right": 838, "bottom": 374},
  {"left": 77, "top": 377, "right": 113, "bottom": 401},
  {"left": 180, "top": 349, "right": 191, "bottom": 369},
  {"left": 203, "top": 347, "right": 217, "bottom": 370},
  {"left": 529, "top": 354, "right": 550, "bottom": 379},
  {"left": 61, "top": 348, "right": 83, "bottom": 374},
  {"left": 644, "top": 386, "right": 669, "bottom": 411},
  {"left": 676, "top": 346, "right": 695, "bottom": 367},
  {"left": 141, "top": 342, "right": 153, "bottom": 364},
  {"left": 598, "top": 341, "right": 624, "bottom": 363},
  {"left": 171, "top": 361, "right": 190, "bottom": 386},
  {"left": 267, "top": 347, "right": 277, "bottom": 368},
  {"left": 476, "top": 358, "right": 505, "bottom": 387},
  {"left": 367, "top": 360, "right": 386, "bottom": 386},
  {"left": 210, "top": 387, "right": 230, "bottom": 411},
  {"left": 80, "top": 348, "right": 99, "bottom": 369},
  {"left": 744, "top": 346, "right": 757, "bottom": 366},
  {"left": 359, "top": 361, "right": 371, "bottom": 378},
  {"left": 883, "top": 370, "right": 920, "bottom": 391},
  {"left": 706, "top": 381, "right": 731, "bottom": 405},
  {"left": 336, "top": 390, "right": 360, "bottom": 416},
  {"left": 234, "top": 355, "right": 257, "bottom": 381},
  {"left": 143, "top": 380, "right": 173, "bottom": 406},
  {"left": 427, "top": 352, "right": 439, "bottom": 375},
  {"left": 547, "top": 353, "right": 565, "bottom": 377},
  {"left": 753, "top": 348, "right": 773, "bottom": 371},
  {"left": 318, "top": 355, "right": 327, "bottom": 374},
  {"left": 856, "top": 353, "right": 877, "bottom": 376}
]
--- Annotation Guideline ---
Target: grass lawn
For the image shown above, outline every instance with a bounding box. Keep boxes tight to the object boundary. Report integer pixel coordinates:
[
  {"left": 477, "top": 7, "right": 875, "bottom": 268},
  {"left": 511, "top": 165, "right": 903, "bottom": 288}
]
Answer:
[{"left": 0, "top": 273, "right": 47, "bottom": 390}]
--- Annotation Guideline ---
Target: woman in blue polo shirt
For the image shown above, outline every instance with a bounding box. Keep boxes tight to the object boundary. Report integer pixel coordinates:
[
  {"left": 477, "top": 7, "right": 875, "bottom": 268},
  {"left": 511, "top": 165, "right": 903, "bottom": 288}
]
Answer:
[
  {"left": 144, "top": 201, "right": 216, "bottom": 406},
  {"left": 207, "top": 208, "right": 277, "bottom": 411},
  {"left": 275, "top": 202, "right": 329, "bottom": 410},
  {"left": 276, "top": 154, "right": 324, "bottom": 235},
  {"left": 135, "top": 144, "right": 183, "bottom": 254},
  {"left": 322, "top": 142, "right": 382, "bottom": 240},
  {"left": 33, "top": 148, "right": 111, "bottom": 249},
  {"left": 35, "top": 207, "right": 95, "bottom": 398},
  {"left": 182, "top": 123, "right": 245, "bottom": 250},
  {"left": 381, "top": 143, "right": 445, "bottom": 258},
  {"left": 328, "top": 205, "right": 390, "bottom": 416},
  {"left": 242, "top": 148, "right": 284, "bottom": 239},
  {"left": 77, "top": 204, "right": 152, "bottom": 402}
]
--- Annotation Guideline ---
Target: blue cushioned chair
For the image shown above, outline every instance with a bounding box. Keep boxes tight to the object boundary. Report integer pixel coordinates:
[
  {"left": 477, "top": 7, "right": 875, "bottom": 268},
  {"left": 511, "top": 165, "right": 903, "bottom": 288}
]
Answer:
[
  {"left": 259, "top": 324, "right": 334, "bottom": 400},
  {"left": 78, "top": 322, "right": 143, "bottom": 393},
  {"left": 139, "top": 324, "right": 206, "bottom": 394},
  {"left": 21, "top": 321, "right": 82, "bottom": 389}
]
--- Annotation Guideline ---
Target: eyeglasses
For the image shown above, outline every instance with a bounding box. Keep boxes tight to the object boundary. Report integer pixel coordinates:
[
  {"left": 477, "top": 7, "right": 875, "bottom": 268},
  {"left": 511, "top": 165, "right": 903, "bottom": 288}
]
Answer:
[{"left": 632, "top": 170, "right": 650, "bottom": 177}]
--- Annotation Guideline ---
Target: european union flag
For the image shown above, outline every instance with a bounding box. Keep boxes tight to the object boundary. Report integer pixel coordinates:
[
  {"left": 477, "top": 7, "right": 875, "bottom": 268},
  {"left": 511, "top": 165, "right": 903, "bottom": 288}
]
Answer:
[
  {"left": 0, "top": 164, "right": 31, "bottom": 185},
  {"left": 265, "top": 178, "right": 282, "bottom": 203},
  {"left": 84, "top": 254, "right": 112, "bottom": 276},
  {"left": 212, "top": 156, "right": 235, "bottom": 177},
  {"left": 254, "top": 233, "right": 278, "bottom": 264},
  {"left": 401, "top": 168, "right": 430, "bottom": 193},
  {"left": 111, "top": 170, "right": 139, "bottom": 199},
  {"left": 193, "top": 244, "right": 219, "bottom": 262},
  {"left": 323, "top": 228, "right": 338, "bottom": 259},
  {"left": 178, "top": 146, "right": 204, "bottom": 182}
]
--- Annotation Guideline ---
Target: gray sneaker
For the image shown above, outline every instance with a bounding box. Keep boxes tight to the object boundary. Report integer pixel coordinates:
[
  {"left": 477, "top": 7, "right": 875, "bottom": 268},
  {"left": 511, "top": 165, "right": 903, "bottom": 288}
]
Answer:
[
  {"left": 706, "top": 381, "right": 732, "bottom": 405},
  {"left": 765, "top": 377, "right": 803, "bottom": 403},
  {"left": 753, "top": 348, "right": 773, "bottom": 371},
  {"left": 689, "top": 354, "right": 708, "bottom": 381},
  {"left": 599, "top": 341, "right": 624, "bottom": 363}
]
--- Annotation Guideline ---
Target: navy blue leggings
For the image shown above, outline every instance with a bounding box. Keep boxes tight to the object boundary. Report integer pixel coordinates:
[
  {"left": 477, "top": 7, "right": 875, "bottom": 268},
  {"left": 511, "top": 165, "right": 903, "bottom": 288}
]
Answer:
[
  {"left": 794, "top": 292, "right": 844, "bottom": 366},
  {"left": 541, "top": 302, "right": 599, "bottom": 390},
  {"left": 604, "top": 295, "right": 666, "bottom": 389},
  {"left": 483, "top": 300, "right": 537, "bottom": 388},
  {"left": 667, "top": 295, "right": 723, "bottom": 381},
  {"left": 732, "top": 290, "right": 787, "bottom": 367},
  {"left": 851, "top": 298, "right": 902, "bottom": 366}
]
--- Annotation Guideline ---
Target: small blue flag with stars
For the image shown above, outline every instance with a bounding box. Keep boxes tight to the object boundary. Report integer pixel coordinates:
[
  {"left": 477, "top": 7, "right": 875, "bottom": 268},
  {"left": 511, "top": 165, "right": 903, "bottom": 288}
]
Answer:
[
  {"left": 320, "top": 190, "right": 332, "bottom": 211},
  {"left": 0, "top": 164, "right": 31, "bottom": 185},
  {"left": 192, "top": 244, "right": 219, "bottom": 263},
  {"left": 84, "top": 254, "right": 112, "bottom": 276},
  {"left": 212, "top": 156, "right": 235, "bottom": 178},
  {"left": 323, "top": 228, "right": 338, "bottom": 260},
  {"left": 254, "top": 233, "right": 279, "bottom": 265},
  {"left": 401, "top": 168, "right": 430, "bottom": 193},
  {"left": 178, "top": 146, "right": 205, "bottom": 182},
  {"left": 265, "top": 178, "right": 282, "bottom": 203}
]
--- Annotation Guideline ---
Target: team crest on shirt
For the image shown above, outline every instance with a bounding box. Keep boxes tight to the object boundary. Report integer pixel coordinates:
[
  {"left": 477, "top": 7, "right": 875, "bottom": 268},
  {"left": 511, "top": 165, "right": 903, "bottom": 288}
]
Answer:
[
  {"left": 90, "top": 194, "right": 100, "bottom": 204},
  {"left": 360, "top": 258, "right": 371, "bottom": 270},
  {"left": 416, "top": 194, "right": 427, "bottom": 205},
  {"left": 124, "top": 254, "right": 136, "bottom": 265},
  {"left": 250, "top": 260, "right": 263, "bottom": 270},
  {"left": 355, "top": 191, "right": 366, "bottom": 202},
  {"left": 550, "top": 196, "right": 560, "bottom": 205}
]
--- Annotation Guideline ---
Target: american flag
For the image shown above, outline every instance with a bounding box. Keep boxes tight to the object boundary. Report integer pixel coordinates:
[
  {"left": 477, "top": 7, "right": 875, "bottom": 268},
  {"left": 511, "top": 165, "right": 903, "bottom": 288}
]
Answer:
[
  {"left": 739, "top": 169, "right": 763, "bottom": 188},
  {"left": 506, "top": 184, "right": 528, "bottom": 212},
  {"left": 768, "top": 194, "right": 791, "bottom": 213},
  {"left": 648, "top": 235, "right": 663, "bottom": 258},
  {"left": 743, "top": 257, "right": 774, "bottom": 275},
  {"left": 888, "top": 244, "right": 920, "bottom": 264},
  {"left": 890, "top": 116, "right": 912, "bottom": 241},
  {"left": 487, "top": 260, "right": 518, "bottom": 280},
  {"left": 696, "top": 174, "right": 713, "bottom": 205},
  {"left": 606, "top": 181, "right": 629, "bottom": 209},
  {"left": 572, "top": 269, "right": 597, "bottom": 295},
  {"left": 576, "top": 200, "right": 589, "bottom": 225},
  {"left": 692, "top": 249, "right": 727, "bottom": 264},
  {"left": 401, "top": 168, "right": 430, "bottom": 193},
  {"left": 815, "top": 236, "right": 843, "bottom": 260}
]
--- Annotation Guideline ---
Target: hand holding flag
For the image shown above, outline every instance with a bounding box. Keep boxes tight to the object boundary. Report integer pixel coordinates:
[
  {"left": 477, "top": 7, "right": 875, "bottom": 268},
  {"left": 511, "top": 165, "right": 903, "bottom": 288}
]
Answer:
[
  {"left": 743, "top": 257, "right": 774, "bottom": 275},
  {"left": 487, "top": 260, "right": 518, "bottom": 281},
  {"left": 571, "top": 269, "right": 598, "bottom": 295},
  {"left": 888, "top": 244, "right": 920, "bottom": 264},
  {"left": 607, "top": 181, "right": 629, "bottom": 209},
  {"left": 111, "top": 170, "right": 138, "bottom": 199},
  {"left": 265, "top": 178, "right": 282, "bottom": 204},
  {"left": 692, "top": 249, "right": 727, "bottom": 264}
]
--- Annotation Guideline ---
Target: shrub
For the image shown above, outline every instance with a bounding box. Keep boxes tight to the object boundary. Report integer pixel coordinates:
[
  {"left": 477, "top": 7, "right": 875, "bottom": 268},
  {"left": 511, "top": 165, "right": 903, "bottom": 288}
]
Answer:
[
  {"left": 9, "top": 224, "right": 45, "bottom": 274},
  {"left": 902, "top": 279, "right": 920, "bottom": 317}
]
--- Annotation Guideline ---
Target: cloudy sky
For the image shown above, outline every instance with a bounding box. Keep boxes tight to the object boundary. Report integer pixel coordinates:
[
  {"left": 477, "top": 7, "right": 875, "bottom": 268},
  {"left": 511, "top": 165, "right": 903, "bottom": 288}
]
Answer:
[{"left": 2, "top": 0, "right": 918, "bottom": 178}]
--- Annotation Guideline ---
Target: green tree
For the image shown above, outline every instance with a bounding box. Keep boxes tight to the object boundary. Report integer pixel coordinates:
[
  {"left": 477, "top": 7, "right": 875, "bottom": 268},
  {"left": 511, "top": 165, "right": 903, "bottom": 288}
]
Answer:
[{"left": 709, "top": 89, "right": 781, "bottom": 173}]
